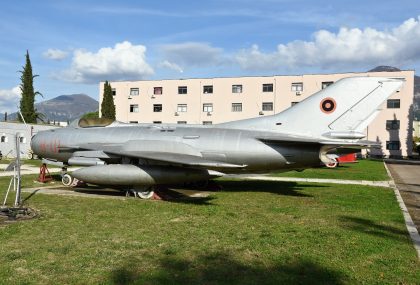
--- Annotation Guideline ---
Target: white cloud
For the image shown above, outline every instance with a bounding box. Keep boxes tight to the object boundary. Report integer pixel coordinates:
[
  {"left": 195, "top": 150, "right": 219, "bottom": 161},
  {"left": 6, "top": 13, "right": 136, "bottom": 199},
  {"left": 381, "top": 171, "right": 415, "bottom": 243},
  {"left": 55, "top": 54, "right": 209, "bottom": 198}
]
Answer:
[
  {"left": 236, "top": 44, "right": 282, "bottom": 71},
  {"left": 235, "top": 16, "right": 420, "bottom": 71},
  {"left": 158, "top": 60, "right": 183, "bottom": 73},
  {"left": 58, "top": 41, "right": 154, "bottom": 83},
  {"left": 0, "top": 86, "right": 21, "bottom": 113},
  {"left": 43, "top": 48, "right": 68, "bottom": 60},
  {"left": 160, "top": 42, "right": 224, "bottom": 70}
]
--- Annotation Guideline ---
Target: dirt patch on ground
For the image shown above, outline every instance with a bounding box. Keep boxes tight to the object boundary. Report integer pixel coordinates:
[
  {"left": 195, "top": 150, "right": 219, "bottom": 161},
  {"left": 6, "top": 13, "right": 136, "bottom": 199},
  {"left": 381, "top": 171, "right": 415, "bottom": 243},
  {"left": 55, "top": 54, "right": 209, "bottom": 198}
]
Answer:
[{"left": 0, "top": 207, "right": 38, "bottom": 227}]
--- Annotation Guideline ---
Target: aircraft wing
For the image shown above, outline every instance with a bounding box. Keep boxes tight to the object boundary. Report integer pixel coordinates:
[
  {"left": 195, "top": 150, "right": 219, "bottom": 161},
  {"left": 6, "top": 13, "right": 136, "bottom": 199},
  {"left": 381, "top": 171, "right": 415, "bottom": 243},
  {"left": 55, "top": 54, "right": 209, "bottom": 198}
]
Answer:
[
  {"left": 257, "top": 134, "right": 380, "bottom": 148},
  {"left": 70, "top": 140, "right": 246, "bottom": 169}
]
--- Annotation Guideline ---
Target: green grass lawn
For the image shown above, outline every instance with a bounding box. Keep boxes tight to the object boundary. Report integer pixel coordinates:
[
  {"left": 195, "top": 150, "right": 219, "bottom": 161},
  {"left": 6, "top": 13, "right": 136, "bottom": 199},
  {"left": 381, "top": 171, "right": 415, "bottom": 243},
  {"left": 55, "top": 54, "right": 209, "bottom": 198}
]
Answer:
[
  {"left": 0, "top": 175, "right": 419, "bottom": 284},
  {"left": 270, "top": 159, "right": 390, "bottom": 181},
  {"left": 0, "top": 159, "right": 42, "bottom": 166}
]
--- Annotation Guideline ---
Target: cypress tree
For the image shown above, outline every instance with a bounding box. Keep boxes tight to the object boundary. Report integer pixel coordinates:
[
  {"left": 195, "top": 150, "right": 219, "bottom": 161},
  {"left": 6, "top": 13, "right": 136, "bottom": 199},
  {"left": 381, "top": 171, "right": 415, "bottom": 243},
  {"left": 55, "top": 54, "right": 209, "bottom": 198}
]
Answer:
[
  {"left": 19, "top": 50, "right": 42, "bottom": 123},
  {"left": 101, "top": 81, "right": 116, "bottom": 120}
]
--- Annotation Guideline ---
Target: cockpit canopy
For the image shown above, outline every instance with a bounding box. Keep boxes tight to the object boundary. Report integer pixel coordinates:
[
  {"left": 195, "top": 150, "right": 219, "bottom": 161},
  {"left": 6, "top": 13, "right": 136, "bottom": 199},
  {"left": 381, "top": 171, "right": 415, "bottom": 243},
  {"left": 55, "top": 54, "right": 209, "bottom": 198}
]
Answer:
[{"left": 70, "top": 117, "right": 115, "bottom": 128}]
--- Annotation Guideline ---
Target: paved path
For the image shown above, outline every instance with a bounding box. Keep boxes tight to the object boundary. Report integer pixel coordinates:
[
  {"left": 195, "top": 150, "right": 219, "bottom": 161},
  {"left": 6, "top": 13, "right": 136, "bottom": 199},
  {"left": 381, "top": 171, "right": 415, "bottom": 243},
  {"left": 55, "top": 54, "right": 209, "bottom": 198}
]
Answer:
[
  {"left": 386, "top": 163, "right": 420, "bottom": 232},
  {"left": 385, "top": 163, "right": 420, "bottom": 258},
  {"left": 21, "top": 186, "right": 127, "bottom": 200},
  {"left": 0, "top": 164, "right": 79, "bottom": 177},
  {"left": 229, "top": 175, "right": 393, "bottom": 188}
]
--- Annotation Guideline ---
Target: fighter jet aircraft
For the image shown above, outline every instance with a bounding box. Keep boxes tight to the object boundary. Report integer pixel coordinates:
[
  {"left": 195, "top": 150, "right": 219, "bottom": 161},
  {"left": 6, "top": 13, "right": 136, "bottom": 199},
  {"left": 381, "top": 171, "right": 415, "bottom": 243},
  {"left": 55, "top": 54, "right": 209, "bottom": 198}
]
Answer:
[{"left": 31, "top": 77, "right": 403, "bottom": 198}]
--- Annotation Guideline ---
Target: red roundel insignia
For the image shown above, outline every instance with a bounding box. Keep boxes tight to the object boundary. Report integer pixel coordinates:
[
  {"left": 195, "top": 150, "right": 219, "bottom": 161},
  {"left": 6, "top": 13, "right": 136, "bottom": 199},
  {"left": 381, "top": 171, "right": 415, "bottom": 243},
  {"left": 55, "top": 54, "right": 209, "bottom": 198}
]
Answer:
[{"left": 320, "top": 98, "right": 336, "bottom": 114}]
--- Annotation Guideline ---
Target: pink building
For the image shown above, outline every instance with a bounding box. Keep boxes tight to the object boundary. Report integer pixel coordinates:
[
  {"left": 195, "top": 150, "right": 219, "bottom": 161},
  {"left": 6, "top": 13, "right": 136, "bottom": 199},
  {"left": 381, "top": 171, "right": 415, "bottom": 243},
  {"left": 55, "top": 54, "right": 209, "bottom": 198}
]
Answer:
[{"left": 101, "top": 70, "right": 414, "bottom": 157}]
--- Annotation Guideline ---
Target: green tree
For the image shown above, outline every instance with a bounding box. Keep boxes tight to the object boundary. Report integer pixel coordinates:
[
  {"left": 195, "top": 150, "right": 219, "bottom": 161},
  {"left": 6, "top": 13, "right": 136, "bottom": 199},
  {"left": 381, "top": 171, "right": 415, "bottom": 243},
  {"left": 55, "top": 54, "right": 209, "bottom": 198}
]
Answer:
[
  {"left": 82, "top": 111, "right": 99, "bottom": 119},
  {"left": 19, "top": 50, "right": 42, "bottom": 123},
  {"left": 100, "top": 81, "right": 116, "bottom": 120}
]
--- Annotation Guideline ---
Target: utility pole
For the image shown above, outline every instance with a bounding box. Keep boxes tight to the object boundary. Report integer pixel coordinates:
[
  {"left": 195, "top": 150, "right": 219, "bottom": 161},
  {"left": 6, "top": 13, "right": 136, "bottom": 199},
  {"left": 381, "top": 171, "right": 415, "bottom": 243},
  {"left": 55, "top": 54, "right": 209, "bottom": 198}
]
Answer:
[{"left": 14, "top": 133, "right": 22, "bottom": 207}]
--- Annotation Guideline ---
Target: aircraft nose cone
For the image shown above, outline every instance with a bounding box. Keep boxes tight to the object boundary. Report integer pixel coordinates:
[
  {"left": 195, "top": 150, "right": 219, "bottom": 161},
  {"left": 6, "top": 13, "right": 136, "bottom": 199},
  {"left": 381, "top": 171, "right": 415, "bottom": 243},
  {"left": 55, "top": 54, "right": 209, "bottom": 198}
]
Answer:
[{"left": 30, "top": 133, "right": 41, "bottom": 155}]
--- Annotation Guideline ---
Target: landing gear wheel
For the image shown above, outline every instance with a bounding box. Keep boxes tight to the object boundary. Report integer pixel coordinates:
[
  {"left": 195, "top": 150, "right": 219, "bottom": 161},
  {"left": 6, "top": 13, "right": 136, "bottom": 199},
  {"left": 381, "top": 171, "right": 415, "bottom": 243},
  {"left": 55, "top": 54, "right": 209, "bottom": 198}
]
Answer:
[
  {"left": 326, "top": 161, "right": 338, "bottom": 168},
  {"left": 128, "top": 187, "right": 155, "bottom": 199},
  {"left": 137, "top": 190, "right": 154, "bottom": 199},
  {"left": 62, "top": 174, "right": 74, "bottom": 186}
]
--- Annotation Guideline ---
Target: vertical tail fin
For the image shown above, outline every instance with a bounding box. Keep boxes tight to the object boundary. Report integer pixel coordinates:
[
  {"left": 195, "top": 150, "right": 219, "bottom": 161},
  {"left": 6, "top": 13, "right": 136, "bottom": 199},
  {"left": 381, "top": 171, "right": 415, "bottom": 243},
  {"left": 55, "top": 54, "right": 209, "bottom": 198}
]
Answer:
[{"left": 221, "top": 77, "right": 404, "bottom": 138}]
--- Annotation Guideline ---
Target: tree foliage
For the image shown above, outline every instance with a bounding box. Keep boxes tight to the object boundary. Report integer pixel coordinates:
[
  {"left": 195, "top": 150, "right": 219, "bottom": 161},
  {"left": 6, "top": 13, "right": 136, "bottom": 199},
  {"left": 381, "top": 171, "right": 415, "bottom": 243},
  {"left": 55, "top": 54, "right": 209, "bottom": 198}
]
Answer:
[
  {"left": 82, "top": 111, "right": 99, "bottom": 119},
  {"left": 101, "top": 81, "right": 116, "bottom": 120},
  {"left": 19, "top": 50, "right": 42, "bottom": 123}
]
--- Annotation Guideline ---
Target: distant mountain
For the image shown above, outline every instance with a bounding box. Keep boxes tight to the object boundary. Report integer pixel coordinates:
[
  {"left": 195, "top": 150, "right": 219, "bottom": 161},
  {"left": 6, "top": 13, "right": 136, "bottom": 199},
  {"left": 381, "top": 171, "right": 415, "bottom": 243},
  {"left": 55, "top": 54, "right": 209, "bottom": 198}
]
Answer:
[
  {"left": 368, "top": 66, "right": 401, "bottom": 72},
  {"left": 4, "top": 94, "right": 98, "bottom": 122},
  {"left": 35, "top": 94, "right": 98, "bottom": 122}
]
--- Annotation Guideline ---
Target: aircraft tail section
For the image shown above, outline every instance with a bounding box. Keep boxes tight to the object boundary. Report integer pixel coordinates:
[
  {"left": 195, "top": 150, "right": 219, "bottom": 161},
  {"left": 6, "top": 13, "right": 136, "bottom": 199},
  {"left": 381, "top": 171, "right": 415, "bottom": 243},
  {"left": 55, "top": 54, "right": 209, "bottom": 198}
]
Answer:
[{"left": 220, "top": 77, "right": 404, "bottom": 139}]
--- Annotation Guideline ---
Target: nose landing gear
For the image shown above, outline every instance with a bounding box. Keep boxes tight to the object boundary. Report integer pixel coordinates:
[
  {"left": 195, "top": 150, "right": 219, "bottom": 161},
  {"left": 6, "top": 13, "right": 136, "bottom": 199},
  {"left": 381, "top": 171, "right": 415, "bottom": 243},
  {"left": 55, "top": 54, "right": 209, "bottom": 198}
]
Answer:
[
  {"left": 61, "top": 173, "right": 74, "bottom": 186},
  {"left": 61, "top": 167, "right": 85, "bottom": 187}
]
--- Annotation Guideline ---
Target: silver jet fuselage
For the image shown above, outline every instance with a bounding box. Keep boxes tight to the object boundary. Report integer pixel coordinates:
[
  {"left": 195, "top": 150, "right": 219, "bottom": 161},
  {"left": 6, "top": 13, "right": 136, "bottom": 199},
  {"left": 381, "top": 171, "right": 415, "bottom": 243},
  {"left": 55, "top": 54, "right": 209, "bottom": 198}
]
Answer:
[
  {"left": 31, "top": 124, "right": 320, "bottom": 173},
  {"left": 30, "top": 77, "right": 404, "bottom": 189}
]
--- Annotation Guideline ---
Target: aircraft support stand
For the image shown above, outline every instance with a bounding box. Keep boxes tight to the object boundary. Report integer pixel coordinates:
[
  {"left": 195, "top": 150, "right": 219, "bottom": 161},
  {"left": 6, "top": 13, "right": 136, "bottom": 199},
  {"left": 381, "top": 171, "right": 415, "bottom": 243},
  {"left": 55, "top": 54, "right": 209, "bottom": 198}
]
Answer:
[
  {"left": 38, "top": 163, "right": 52, "bottom": 183},
  {"left": 1, "top": 133, "right": 36, "bottom": 221}
]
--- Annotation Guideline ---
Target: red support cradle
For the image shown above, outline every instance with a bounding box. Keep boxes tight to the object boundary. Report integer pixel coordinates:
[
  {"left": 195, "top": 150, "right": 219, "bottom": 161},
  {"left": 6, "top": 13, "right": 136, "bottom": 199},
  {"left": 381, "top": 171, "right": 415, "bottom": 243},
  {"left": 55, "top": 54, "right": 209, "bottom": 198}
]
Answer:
[{"left": 38, "top": 163, "right": 53, "bottom": 183}]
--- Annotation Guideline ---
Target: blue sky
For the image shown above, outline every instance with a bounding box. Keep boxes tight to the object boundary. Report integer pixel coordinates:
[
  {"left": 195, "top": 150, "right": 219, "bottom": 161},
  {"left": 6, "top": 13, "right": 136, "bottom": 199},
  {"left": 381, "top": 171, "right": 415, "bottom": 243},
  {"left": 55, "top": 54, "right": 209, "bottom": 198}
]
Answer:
[{"left": 0, "top": 0, "right": 419, "bottom": 112}]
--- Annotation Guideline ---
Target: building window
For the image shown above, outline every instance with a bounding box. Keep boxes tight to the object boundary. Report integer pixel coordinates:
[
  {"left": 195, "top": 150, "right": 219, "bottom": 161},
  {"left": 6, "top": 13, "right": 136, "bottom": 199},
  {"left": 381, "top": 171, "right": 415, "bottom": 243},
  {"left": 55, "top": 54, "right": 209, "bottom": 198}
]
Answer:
[
  {"left": 153, "top": 121, "right": 162, "bottom": 124},
  {"left": 1, "top": 135, "right": 7, "bottom": 143},
  {"left": 232, "top": 85, "right": 243, "bottom": 93},
  {"left": 232, "top": 103, "right": 242, "bottom": 112},
  {"left": 154, "top": 87, "right": 163, "bottom": 95},
  {"left": 178, "top": 86, "right": 188, "bottom": 94},
  {"left": 386, "top": 141, "right": 400, "bottom": 150},
  {"left": 262, "top": 102, "right": 273, "bottom": 111},
  {"left": 130, "top": 104, "right": 139, "bottom": 113},
  {"left": 203, "top": 85, "right": 213, "bottom": 94},
  {"left": 177, "top": 104, "right": 187, "bottom": 112},
  {"left": 177, "top": 121, "right": 187, "bottom": 124},
  {"left": 153, "top": 104, "right": 162, "bottom": 112},
  {"left": 322, "top": 81, "right": 334, "bottom": 89},
  {"left": 129, "top": 121, "right": 138, "bottom": 124},
  {"left": 203, "top": 103, "right": 213, "bottom": 113},
  {"left": 203, "top": 121, "right": 212, "bottom": 125},
  {"left": 387, "top": 99, "right": 400, "bottom": 108},
  {"left": 262, "top": 84, "right": 273, "bottom": 92},
  {"left": 386, "top": 120, "right": 400, "bottom": 130},
  {"left": 291, "top": 102, "right": 299, "bottom": 106},
  {"left": 130, "top": 88, "right": 139, "bottom": 96},
  {"left": 291, "top": 82, "right": 303, "bottom": 92},
  {"left": 112, "top": 88, "right": 116, "bottom": 96},
  {"left": 19, "top": 137, "right": 26, "bottom": 143}
]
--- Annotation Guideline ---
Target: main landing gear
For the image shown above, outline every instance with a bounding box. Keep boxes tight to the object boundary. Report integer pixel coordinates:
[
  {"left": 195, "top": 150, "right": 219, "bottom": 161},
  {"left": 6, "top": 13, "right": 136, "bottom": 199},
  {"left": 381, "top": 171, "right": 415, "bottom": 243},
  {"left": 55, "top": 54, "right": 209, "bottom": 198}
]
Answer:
[{"left": 126, "top": 186, "right": 155, "bottom": 199}]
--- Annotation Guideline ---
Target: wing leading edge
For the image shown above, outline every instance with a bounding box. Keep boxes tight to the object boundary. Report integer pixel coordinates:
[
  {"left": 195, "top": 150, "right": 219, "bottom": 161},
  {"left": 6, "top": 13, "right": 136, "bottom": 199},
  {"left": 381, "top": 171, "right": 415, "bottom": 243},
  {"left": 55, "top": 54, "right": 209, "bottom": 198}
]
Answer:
[{"left": 67, "top": 140, "right": 246, "bottom": 169}]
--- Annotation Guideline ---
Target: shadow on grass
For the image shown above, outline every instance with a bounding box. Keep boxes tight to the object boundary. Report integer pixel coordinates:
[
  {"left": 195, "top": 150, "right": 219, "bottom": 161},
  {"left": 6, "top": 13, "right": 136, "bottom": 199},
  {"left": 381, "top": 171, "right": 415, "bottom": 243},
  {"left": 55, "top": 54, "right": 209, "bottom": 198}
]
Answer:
[
  {"left": 25, "top": 179, "right": 318, "bottom": 205},
  {"left": 22, "top": 189, "right": 40, "bottom": 203},
  {"left": 74, "top": 185, "right": 216, "bottom": 205},
  {"left": 339, "top": 216, "right": 408, "bottom": 242},
  {"left": 109, "top": 252, "right": 345, "bottom": 285},
  {"left": 218, "top": 180, "right": 323, "bottom": 197},
  {"left": 74, "top": 187, "right": 126, "bottom": 197}
]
